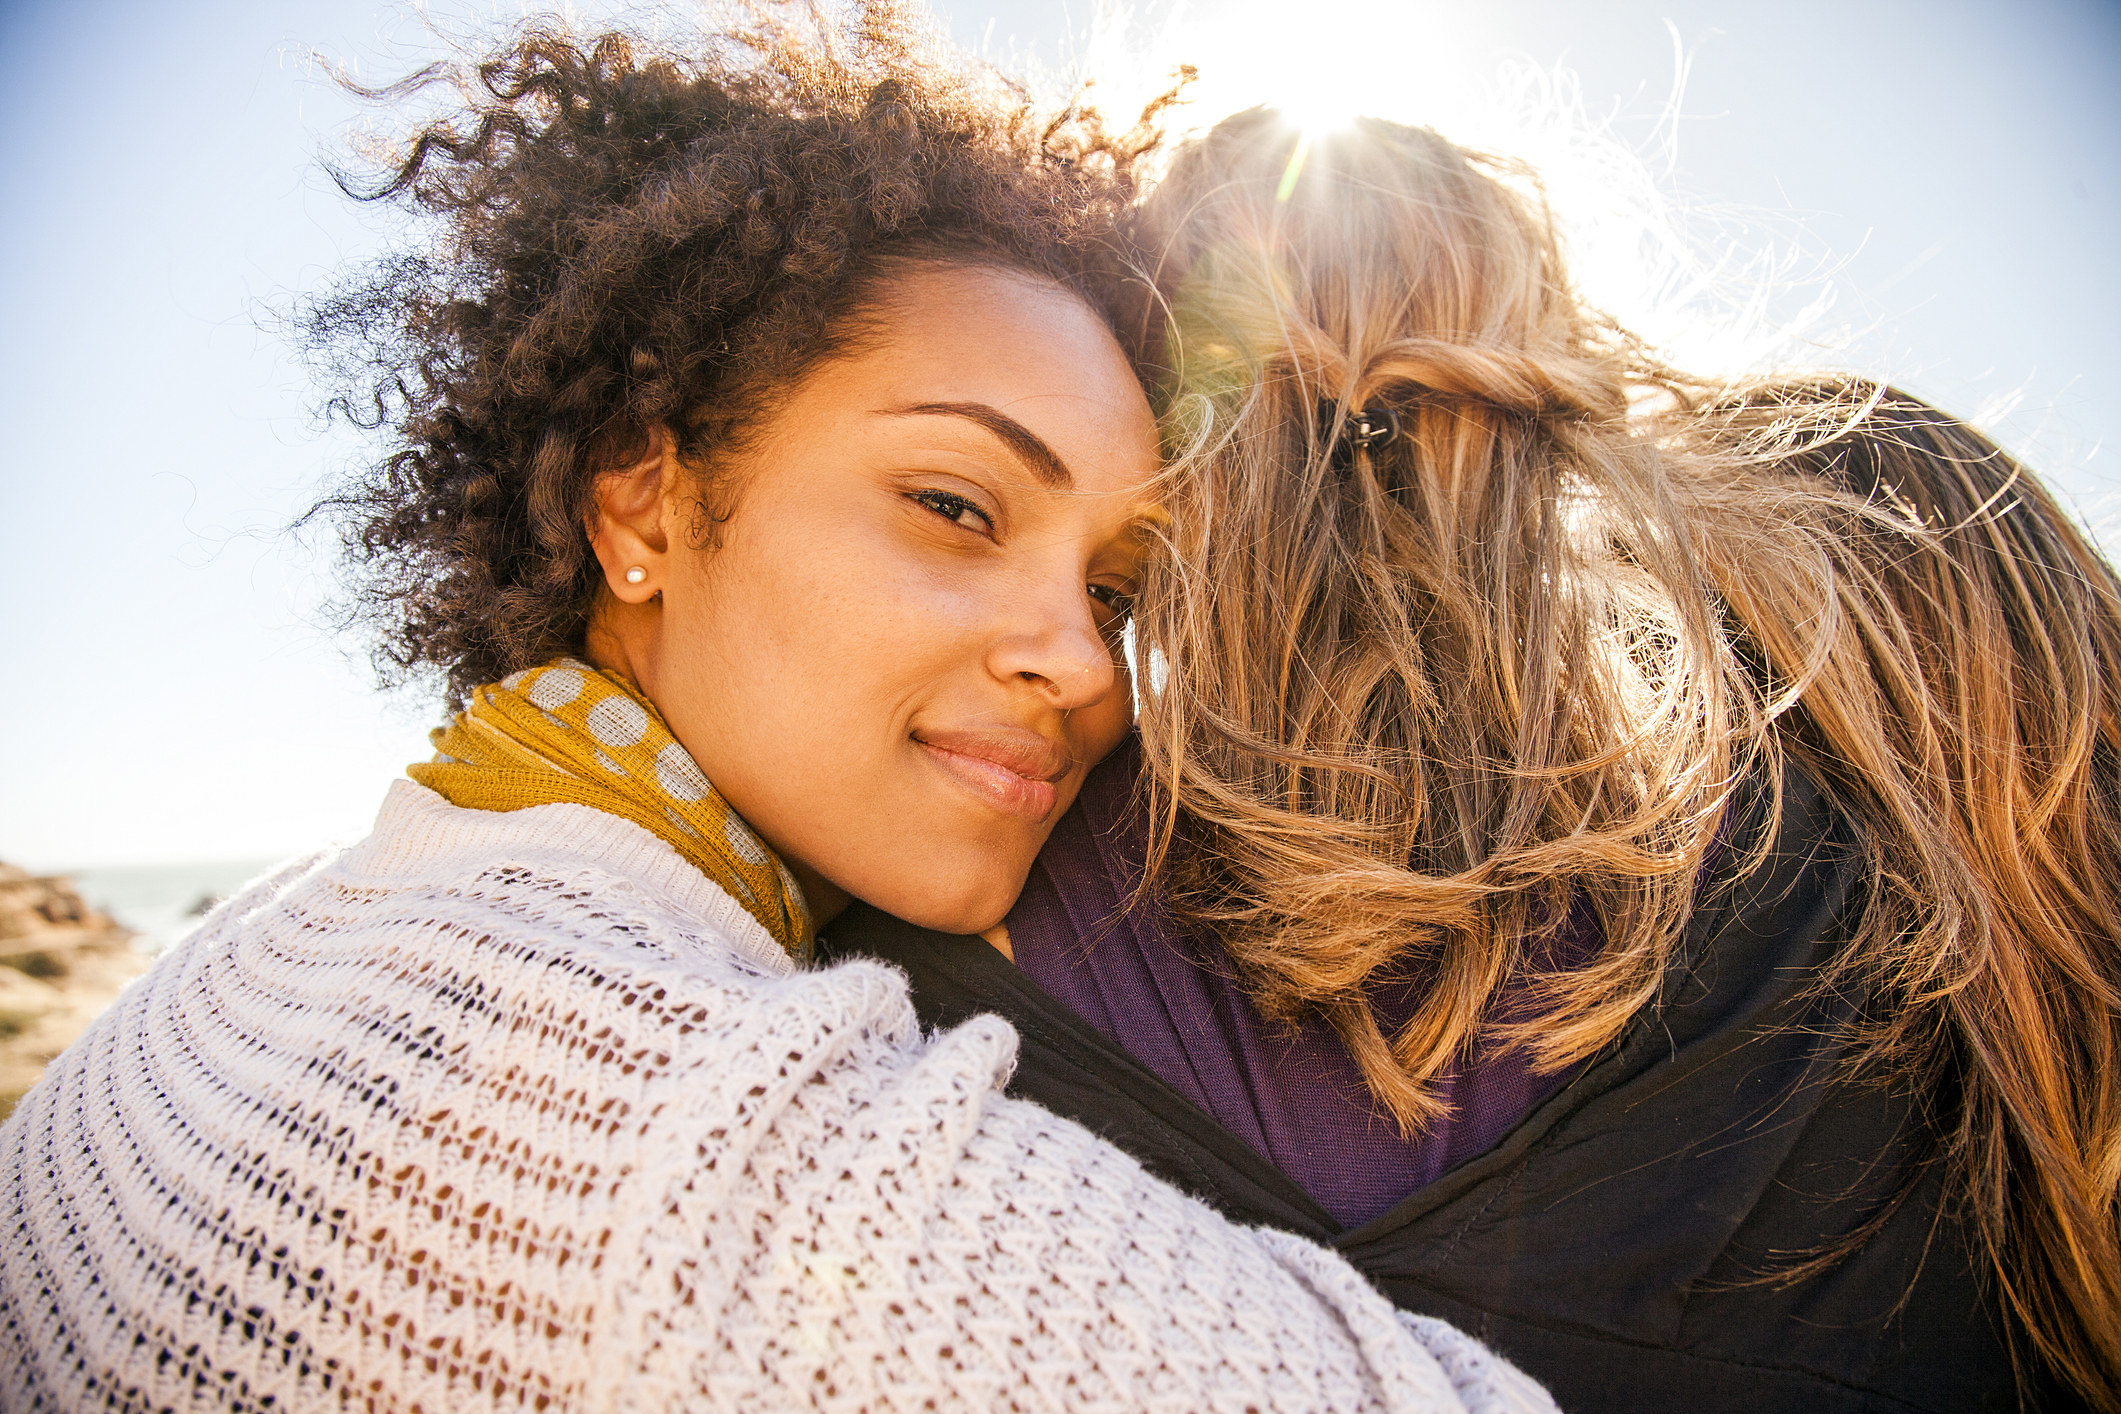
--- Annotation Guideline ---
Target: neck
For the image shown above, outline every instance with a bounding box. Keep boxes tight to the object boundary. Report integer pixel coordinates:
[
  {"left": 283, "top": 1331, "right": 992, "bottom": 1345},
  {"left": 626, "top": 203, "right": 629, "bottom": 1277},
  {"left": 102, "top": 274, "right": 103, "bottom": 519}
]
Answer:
[
  {"left": 785, "top": 862, "right": 852, "bottom": 928},
  {"left": 583, "top": 593, "right": 853, "bottom": 928},
  {"left": 583, "top": 589, "right": 657, "bottom": 693}
]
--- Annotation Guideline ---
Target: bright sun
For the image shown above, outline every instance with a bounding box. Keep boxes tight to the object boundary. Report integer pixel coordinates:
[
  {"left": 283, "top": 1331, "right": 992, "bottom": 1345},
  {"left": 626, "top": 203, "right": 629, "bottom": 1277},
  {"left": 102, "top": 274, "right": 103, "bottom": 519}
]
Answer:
[{"left": 1107, "top": 0, "right": 1490, "bottom": 142}]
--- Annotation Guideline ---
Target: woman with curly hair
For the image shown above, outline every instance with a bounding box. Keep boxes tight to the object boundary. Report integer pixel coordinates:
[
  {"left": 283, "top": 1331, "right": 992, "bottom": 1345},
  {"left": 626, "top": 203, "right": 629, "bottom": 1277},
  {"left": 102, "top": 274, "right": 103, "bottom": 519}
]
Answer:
[
  {"left": 0, "top": 17, "right": 1553, "bottom": 1413},
  {"left": 826, "top": 111, "right": 2121, "bottom": 1410}
]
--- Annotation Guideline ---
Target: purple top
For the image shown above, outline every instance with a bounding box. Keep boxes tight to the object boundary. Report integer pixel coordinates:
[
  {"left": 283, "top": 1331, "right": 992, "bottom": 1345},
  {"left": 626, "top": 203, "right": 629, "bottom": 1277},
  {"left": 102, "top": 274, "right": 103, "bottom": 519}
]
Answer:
[{"left": 1007, "top": 742, "right": 1593, "bottom": 1229}]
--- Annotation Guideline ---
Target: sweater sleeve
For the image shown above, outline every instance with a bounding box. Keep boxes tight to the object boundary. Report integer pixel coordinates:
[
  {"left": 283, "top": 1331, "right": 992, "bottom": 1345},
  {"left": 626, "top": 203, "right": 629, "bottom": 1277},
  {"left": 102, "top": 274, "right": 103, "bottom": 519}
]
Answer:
[{"left": 608, "top": 954, "right": 1556, "bottom": 1413}]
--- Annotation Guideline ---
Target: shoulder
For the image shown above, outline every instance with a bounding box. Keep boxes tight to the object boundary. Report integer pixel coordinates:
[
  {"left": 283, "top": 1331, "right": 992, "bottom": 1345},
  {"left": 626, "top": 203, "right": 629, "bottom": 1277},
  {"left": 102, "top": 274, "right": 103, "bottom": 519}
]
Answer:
[
  {"left": 328, "top": 779, "right": 795, "bottom": 973},
  {"left": 214, "top": 780, "right": 948, "bottom": 1092},
  {"left": 1659, "top": 759, "right": 1867, "bottom": 1028}
]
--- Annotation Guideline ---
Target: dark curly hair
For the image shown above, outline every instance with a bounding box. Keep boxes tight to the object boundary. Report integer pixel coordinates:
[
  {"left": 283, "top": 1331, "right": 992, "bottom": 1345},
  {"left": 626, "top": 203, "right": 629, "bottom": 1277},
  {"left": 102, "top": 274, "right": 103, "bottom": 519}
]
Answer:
[{"left": 310, "top": 2, "right": 1176, "bottom": 706}]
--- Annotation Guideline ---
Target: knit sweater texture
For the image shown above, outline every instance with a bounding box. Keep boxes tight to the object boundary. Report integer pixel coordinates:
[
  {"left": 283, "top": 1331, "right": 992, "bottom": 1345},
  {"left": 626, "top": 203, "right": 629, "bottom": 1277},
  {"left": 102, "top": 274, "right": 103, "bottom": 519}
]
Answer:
[{"left": 0, "top": 782, "right": 1554, "bottom": 1413}]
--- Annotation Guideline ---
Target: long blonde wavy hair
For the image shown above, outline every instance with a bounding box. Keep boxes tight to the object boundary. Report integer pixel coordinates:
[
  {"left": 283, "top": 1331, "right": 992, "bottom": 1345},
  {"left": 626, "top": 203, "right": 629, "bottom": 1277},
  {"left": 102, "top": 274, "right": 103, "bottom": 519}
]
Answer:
[{"left": 1123, "top": 108, "right": 2121, "bottom": 1406}]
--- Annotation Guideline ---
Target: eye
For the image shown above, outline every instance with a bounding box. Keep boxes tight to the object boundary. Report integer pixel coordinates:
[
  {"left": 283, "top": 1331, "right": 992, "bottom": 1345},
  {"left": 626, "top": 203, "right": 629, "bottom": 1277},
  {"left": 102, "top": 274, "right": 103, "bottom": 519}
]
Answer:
[
  {"left": 908, "top": 488, "right": 995, "bottom": 535},
  {"left": 1087, "top": 582, "right": 1135, "bottom": 623}
]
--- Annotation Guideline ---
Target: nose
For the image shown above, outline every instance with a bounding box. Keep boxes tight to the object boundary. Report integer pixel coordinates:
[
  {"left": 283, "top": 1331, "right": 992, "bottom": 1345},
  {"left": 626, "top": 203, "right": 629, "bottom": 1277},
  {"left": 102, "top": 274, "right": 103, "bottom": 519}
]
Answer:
[{"left": 986, "top": 580, "right": 1119, "bottom": 714}]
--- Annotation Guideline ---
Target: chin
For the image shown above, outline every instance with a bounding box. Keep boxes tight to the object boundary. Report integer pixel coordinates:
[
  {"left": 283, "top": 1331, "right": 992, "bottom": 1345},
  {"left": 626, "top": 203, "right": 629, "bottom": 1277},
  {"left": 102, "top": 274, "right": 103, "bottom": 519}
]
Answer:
[
  {"left": 891, "top": 898, "right": 1015, "bottom": 938},
  {"left": 873, "top": 871, "right": 1025, "bottom": 938}
]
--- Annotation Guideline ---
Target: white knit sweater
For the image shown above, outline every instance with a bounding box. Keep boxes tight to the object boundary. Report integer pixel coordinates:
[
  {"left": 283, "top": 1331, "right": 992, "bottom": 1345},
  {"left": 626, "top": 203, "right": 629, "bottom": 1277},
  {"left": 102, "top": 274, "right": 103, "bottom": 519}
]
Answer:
[{"left": 0, "top": 782, "right": 1554, "bottom": 1413}]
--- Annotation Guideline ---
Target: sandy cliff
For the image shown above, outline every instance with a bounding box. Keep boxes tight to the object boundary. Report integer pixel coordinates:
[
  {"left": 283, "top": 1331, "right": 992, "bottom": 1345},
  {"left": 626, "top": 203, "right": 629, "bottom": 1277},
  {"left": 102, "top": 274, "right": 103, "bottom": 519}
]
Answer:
[{"left": 0, "top": 863, "right": 151, "bottom": 1119}]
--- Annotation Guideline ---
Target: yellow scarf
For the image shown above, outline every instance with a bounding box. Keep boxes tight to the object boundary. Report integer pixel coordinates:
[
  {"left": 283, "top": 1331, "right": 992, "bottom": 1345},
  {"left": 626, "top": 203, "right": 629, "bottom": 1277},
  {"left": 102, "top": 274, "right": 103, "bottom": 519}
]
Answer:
[{"left": 409, "top": 659, "right": 811, "bottom": 957}]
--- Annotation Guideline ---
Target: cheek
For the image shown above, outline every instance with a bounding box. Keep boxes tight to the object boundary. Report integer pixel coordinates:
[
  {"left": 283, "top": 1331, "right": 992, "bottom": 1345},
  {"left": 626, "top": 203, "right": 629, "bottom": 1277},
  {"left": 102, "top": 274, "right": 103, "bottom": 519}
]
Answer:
[
  {"left": 1072, "top": 658, "right": 1134, "bottom": 766},
  {"left": 691, "top": 525, "right": 941, "bottom": 703},
  {"left": 672, "top": 517, "right": 987, "bottom": 811}
]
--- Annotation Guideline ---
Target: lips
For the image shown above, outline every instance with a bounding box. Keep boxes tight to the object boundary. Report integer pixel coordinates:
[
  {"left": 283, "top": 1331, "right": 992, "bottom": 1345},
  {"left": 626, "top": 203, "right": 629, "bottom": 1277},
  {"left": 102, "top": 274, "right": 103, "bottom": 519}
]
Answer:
[{"left": 912, "top": 726, "right": 1074, "bottom": 821}]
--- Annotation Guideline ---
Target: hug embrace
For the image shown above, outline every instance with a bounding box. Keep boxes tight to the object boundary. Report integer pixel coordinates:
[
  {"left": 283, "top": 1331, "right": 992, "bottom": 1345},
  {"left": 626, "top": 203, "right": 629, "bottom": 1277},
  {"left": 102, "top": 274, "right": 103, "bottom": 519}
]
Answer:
[{"left": 3, "top": 5, "right": 2116, "bottom": 1411}]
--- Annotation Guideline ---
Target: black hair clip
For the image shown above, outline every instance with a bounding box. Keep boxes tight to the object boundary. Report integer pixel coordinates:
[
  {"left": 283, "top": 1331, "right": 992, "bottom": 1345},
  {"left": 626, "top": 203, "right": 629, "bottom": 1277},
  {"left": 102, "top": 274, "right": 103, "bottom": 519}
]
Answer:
[{"left": 1323, "top": 402, "right": 1401, "bottom": 470}]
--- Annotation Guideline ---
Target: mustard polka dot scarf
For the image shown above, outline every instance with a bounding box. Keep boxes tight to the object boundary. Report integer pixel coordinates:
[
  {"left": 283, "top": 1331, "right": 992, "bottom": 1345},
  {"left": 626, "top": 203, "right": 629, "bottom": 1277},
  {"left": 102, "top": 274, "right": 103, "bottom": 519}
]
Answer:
[{"left": 409, "top": 659, "right": 811, "bottom": 958}]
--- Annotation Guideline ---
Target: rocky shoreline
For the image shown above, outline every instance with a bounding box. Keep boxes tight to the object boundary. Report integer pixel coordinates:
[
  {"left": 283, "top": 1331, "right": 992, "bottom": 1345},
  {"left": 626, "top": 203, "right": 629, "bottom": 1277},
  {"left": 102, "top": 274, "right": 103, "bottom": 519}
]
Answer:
[{"left": 0, "top": 862, "right": 152, "bottom": 1119}]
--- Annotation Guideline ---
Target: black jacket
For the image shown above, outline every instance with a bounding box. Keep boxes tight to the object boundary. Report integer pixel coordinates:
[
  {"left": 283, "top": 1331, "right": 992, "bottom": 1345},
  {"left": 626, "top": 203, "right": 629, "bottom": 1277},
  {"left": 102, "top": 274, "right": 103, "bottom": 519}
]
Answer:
[{"left": 820, "top": 769, "right": 2058, "bottom": 1412}]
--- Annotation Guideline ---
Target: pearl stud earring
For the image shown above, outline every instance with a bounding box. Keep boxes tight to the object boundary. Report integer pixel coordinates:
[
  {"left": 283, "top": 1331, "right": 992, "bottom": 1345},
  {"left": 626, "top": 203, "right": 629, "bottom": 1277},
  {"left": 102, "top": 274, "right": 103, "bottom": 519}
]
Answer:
[{"left": 624, "top": 566, "right": 647, "bottom": 585}]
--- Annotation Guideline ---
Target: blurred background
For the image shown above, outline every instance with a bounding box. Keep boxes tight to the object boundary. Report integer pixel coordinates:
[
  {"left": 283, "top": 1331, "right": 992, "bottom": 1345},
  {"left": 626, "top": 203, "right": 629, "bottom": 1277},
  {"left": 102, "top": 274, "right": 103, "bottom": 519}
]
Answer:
[{"left": 2, "top": 0, "right": 2117, "bottom": 950}]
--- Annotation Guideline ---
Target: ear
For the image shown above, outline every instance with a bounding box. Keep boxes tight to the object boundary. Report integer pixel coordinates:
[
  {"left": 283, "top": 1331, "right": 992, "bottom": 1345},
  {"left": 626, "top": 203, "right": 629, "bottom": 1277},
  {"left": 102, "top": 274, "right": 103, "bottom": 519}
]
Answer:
[{"left": 587, "top": 426, "right": 677, "bottom": 604}]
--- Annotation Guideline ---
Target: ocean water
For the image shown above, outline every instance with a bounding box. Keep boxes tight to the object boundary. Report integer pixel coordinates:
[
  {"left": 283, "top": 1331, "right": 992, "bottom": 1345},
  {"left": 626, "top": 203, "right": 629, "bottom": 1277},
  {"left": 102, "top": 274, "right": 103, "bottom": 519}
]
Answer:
[{"left": 70, "top": 859, "right": 285, "bottom": 954}]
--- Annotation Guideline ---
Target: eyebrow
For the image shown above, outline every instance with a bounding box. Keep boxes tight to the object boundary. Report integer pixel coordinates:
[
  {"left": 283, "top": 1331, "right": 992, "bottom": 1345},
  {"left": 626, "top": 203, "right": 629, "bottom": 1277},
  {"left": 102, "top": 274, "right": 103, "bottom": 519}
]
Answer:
[{"left": 881, "top": 401, "right": 1074, "bottom": 488}]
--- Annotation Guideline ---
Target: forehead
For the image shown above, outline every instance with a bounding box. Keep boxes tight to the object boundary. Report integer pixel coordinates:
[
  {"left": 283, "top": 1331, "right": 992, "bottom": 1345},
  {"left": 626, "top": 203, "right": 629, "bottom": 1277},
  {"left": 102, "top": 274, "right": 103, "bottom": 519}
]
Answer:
[{"left": 811, "top": 264, "right": 1161, "bottom": 500}]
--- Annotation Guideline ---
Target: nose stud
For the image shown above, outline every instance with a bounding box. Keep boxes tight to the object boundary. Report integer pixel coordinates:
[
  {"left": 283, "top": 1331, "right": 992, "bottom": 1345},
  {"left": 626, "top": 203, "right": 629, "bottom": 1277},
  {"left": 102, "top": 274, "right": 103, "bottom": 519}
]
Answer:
[{"left": 624, "top": 566, "right": 648, "bottom": 585}]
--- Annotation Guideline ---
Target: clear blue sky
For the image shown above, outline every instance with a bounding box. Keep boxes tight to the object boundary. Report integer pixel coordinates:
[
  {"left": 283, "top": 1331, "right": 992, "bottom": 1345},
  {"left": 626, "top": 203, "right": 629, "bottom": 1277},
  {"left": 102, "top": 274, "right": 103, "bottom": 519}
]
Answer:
[{"left": 3, "top": 0, "right": 2117, "bottom": 869}]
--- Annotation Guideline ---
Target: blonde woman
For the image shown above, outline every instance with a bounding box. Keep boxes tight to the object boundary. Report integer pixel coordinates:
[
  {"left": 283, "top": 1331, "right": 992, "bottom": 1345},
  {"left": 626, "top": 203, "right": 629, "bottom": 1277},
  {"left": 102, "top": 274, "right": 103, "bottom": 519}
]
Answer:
[
  {"left": 825, "top": 111, "right": 2120, "bottom": 1410},
  {"left": 0, "top": 27, "right": 1555, "bottom": 1413}
]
